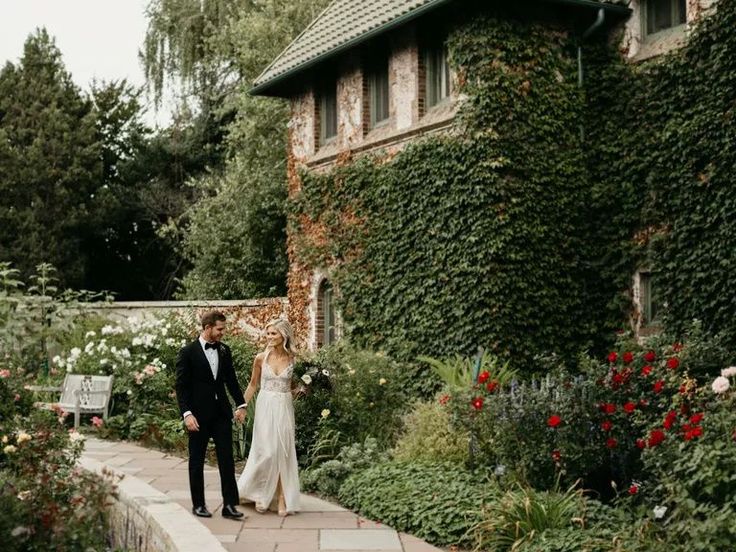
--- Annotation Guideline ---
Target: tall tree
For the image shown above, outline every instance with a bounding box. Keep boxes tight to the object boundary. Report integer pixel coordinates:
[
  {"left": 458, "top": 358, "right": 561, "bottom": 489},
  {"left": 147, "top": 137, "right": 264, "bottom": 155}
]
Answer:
[{"left": 0, "top": 29, "right": 101, "bottom": 288}]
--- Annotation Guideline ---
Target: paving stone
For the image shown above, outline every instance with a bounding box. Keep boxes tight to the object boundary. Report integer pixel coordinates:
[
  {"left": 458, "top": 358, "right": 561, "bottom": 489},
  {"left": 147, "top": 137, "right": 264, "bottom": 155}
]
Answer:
[
  {"left": 239, "top": 528, "right": 319, "bottom": 545},
  {"left": 320, "top": 529, "right": 402, "bottom": 551},
  {"left": 281, "top": 512, "right": 358, "bottom": 529},
  {"left": 399, "top": 533, "right": 445, "bottom": 552},
  {"left": 300, "top": 494, "right": 348, "bottom": 512},
  {"left": 224, "top": 542, "right": 275, "bottom": 552}
]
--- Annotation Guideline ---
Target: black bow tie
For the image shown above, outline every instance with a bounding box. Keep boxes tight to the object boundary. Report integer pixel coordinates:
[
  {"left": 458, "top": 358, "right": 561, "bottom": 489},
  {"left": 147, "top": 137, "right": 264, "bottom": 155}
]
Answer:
[{"left": 205, "top": 342, "right": 219, "bottom": 350}]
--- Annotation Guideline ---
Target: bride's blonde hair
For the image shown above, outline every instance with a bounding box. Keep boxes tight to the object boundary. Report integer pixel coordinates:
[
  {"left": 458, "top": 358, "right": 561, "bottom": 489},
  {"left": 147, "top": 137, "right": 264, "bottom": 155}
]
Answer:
[{"left": 265, "top": 318, "right": 297, "bottom": 356}]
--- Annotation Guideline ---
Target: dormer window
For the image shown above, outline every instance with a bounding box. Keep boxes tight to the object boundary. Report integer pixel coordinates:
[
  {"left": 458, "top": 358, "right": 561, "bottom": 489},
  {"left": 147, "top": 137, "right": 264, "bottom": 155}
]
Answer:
[
  {"left": 644, "top": 0, "right": 686, "bottom": 36},
  {"left": 425, "top": 43, "right": 450, "bottom": 108}
]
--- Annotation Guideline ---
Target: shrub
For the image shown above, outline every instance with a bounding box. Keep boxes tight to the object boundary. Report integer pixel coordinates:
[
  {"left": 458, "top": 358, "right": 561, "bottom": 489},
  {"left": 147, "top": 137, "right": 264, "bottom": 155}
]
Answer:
[
  {"left": 392, "top": 399, "right": 469, "bottom": 464},
  {"left": 301, "top": 437, "right": 387, "bottom": 497},
  {"left": 339, "top": 461, "right": 495, "bottom": 547}
]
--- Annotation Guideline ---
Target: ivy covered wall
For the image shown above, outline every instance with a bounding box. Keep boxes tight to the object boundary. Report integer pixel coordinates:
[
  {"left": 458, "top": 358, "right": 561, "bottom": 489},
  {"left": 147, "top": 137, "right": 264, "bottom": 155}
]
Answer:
[{"left": 289, "top": 0, "right": 736, "bottom": 368}]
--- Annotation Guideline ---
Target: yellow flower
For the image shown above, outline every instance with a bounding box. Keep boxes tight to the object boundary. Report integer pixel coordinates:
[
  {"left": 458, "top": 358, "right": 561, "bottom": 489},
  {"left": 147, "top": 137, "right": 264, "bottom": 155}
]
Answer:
[
  {"left": 16, "top": 432, "right": 31, "bottom": 444},
  {"left": 320, "top": 409, "right": 330, "bottom": 419},
  {"left": 379, "top": 378, "right": 387, "bottom": 385},
  {"left": 3, "top": 445, "right": 17, "bottom": 454},
  {"left": 1, "top": 435, "right": 8, "bottom": 444}
]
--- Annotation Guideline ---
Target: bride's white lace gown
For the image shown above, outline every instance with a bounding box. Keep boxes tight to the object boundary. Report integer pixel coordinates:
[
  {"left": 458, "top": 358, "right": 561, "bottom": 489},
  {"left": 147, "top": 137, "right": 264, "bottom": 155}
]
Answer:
[{"left": 237, "top": 350, "right": 301, "bottom": 512}]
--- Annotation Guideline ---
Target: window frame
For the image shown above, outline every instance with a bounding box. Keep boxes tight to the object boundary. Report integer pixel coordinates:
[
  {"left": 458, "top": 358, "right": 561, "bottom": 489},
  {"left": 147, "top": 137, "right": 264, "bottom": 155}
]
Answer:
[
  {"left": 638, "top": 271, "right": 659, "bottom": 327},
  {"left": 643, "top": 0, "right": 687, "bottom": 38},
  {"left": 318, "top": 80, "right": 338, "bottom": 146},
  {"left": 424, "top": 42, "right": 451, "bottom": 109},
  {"left": 366, "top": 54, "right": 390, "bottom": 130}
]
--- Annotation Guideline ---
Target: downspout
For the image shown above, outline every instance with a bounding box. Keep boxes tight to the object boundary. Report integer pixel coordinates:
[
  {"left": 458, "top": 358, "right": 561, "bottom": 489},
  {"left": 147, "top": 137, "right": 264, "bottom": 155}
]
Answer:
[{"left": 578, "top": 8, "right": 605, "bottom": 140}]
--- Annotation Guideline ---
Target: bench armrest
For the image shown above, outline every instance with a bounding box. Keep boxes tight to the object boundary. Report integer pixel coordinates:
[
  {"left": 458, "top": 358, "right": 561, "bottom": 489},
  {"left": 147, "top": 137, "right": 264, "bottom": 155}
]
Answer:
[
  {"left": 26, "top": 385, "right": 62, "bottom": 393},
  {"left": 73, "top": 389, "right": 112, "bottom": 397}
]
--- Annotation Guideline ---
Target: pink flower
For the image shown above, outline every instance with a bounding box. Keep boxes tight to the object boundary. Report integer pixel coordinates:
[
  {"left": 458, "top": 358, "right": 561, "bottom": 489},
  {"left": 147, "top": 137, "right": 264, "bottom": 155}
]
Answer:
[
  {"left": 0, "top": 369, "right": 10, "bottom": 378},
  {"left": 91, "top": 416, "right": 104, "bottom": 428}
]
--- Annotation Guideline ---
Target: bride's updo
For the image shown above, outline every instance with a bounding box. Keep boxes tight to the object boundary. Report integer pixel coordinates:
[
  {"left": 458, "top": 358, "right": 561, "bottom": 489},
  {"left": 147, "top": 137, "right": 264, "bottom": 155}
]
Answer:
[{"left": 265, "top": 318, "right": 297, "bottom": 356}]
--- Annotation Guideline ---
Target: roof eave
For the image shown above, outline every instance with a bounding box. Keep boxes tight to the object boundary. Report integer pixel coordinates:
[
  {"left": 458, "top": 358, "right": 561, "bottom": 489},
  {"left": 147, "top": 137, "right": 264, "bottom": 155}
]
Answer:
[{"left": 250, "top": 0, "right": 631, "bottom": 97}]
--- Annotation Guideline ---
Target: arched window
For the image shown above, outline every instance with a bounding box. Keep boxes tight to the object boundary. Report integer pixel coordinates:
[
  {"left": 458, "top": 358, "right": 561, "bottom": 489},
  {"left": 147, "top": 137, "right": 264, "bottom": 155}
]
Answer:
[{"left": 316, "top": 280, "right": 337, "bottom": 347}]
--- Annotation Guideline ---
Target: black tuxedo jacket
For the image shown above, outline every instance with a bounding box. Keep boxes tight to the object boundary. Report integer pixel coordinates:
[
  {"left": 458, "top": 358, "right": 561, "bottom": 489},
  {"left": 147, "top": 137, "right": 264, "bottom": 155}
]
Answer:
[{"left": 175, "top": 339, "right": 245, "bottom": 422}]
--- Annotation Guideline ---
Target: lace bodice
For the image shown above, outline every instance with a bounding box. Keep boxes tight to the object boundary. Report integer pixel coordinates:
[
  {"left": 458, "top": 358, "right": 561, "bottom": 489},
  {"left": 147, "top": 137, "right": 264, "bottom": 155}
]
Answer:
[{"left": 261, "top": 351, "right": 294, "bottom": 393}]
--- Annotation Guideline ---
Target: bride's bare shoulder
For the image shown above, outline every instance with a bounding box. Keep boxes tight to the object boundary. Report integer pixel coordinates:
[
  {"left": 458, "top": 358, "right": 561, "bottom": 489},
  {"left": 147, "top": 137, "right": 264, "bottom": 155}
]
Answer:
[{"left": 254, "top": 351, "right": 269, "bottom": 364}]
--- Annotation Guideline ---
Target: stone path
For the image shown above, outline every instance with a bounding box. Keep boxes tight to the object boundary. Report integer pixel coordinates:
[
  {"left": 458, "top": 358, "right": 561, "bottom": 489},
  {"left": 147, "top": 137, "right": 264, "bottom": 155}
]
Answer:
[{"left": 82, "top": 438, "right": 443, "bottom": 552}]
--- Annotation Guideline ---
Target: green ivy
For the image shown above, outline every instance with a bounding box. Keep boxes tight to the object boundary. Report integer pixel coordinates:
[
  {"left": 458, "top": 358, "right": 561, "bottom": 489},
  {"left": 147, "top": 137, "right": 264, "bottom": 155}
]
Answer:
[{"left": 293, "top": 15, "right": 598, "bottom": 370}]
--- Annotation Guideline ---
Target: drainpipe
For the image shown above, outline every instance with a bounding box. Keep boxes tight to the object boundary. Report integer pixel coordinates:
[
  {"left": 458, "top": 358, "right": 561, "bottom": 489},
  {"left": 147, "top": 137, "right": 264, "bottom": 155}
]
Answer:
[
  {"left": 578, "top": 8, "right": 605, "bottom": 140},
  {"left": 578, "top": 7, "right": 606, "bottom": 88}
]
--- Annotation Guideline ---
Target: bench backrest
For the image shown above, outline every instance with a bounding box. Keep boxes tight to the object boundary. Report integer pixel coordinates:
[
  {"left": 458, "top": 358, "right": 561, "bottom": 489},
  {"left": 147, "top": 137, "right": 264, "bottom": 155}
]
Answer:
[{"left": 59, "top": 374, "right": 114, "bottom": 409}]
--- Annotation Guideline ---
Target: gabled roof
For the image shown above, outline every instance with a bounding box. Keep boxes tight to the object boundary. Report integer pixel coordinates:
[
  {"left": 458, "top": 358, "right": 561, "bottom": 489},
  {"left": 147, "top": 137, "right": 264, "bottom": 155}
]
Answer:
[{"left": 251, "top": 0, "right": 631, "bottom": 96}]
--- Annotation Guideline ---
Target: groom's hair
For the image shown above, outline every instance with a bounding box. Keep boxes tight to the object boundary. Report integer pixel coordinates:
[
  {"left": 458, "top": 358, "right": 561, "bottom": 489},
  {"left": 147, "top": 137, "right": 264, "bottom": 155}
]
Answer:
[{"left": 201, "top": 310, "right": 227, "bottom": 328}]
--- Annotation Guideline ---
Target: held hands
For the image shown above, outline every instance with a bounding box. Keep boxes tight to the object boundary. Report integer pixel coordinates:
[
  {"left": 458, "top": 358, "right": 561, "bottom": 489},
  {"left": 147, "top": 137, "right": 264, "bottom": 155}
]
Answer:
[{"left": 234, "top": 408, "right": 247, "bottom": 424}]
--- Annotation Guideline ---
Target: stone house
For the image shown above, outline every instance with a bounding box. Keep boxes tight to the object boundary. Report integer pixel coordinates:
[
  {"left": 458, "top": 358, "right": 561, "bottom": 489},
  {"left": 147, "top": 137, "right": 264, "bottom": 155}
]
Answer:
[{"left": 251, "top": 0, "right": 716, "bottom": 350}]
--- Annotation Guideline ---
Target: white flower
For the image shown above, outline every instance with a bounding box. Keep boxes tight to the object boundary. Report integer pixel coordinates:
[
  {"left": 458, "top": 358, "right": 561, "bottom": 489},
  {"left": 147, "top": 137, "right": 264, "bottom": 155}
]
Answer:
[
  {"left": 85, "top": 331, "right": 96, "bottom": 339},
  {"left": 721, "top": 366, "right": 736, "bottom": 378},
  {"left": 84, "top": 342, "right": 94, "bottom": 354},
  {"left": 10, "top": 526, "right": 31, "bottom": 538},
  {"left": 1, "top": 435, "right": 7, "bottom": 443},
  {"left": 101, "top": 325, "right": 114, "bottom": 335},
  {"left": 321, "top": 409, "right": 330, "bottom": 419},
  {"left": 3, "top": 445, "right": 17, "bottom": 454},
  {"left": 126, "top": 389, "right": 132, "bottom": 396},
  {"left": 348, "top": 369, "right": 356, "bottom": 376},
  {"left": 52, "top": 355, "right": 61, "bottom": 364},
  {"left": 321, "top": 369, "right": 330, "bottom": 376},
  {"left": 653, "top": 505, "right": 667, "bottom": 519},
  {"left": 494, "top": 465, "right": 506, "bottom": 476},
  {"left": 15, "top": 431, "right": 31, "bottom": 444},
  {"left": 712, "top": 376, "right": 730, "bottom": 394},
  {"left": 301, "top": 374, "right": 313, "bottom": 385},
  {"left": 68, "top": 430, "right": 85, "bottom": 443},
  {"left": 132, "top": 337, "right": 143, "bottom": 347},
  {"left": 16, "top": 491, "right": 31, "bottom": 501},
  {"left": 100, "top": 358, "right": 109, "bottom": 365},
  {"left": 69, "top": 347, "right": 81, "bottom": 359},
  {"left": 110, "top": 346, "right": 118, "bottom": 355},
  {"left": 379, "top": 378, "right": 387, "bottom": 385}
]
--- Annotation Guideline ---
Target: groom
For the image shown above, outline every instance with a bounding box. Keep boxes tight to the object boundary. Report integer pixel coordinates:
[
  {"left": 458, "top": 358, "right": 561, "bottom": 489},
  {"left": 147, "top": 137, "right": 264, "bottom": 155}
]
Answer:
[{"left": 175, "top": 310, "right": 247, "bottom": 519}]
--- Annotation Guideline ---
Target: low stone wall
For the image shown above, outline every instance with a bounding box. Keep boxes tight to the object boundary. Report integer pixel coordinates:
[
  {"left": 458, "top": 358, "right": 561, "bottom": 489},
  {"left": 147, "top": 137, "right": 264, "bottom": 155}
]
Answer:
[
  {"left": 79, "top": 456, "right": 226, "bottom": 552},
  {"left": 83, "top": 298, "right": 288, "bottom": 341}
]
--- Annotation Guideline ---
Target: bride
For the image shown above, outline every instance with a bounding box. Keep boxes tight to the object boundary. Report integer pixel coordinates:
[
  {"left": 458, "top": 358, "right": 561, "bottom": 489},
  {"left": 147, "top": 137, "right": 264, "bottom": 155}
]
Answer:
[{"left": 237, "top": 318, "right": 301, "bottom": 516}]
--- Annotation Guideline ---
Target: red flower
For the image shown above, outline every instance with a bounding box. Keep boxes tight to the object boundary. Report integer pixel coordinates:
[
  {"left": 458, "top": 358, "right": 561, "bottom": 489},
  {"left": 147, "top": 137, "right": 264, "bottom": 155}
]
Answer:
[
  {"left": 648, "top": 429, "right": 666, "bottom": 447},
  {"left": 600, "top": 403, "right": 616, "bottom": 414},
  {"left": 673, "top": 342, "right": 683, "bottom": 352},
  {"left": 640, "top": 365, "right": 653, "bottom": 376},
  {"left": 623, "top": 352, "right": 634, "bottom": 364},
  {"left": 548, "top": 415, "right": 562, "bottom": 428},
  {"left": 607, "top": 352, "right": 618, "bottom": 363},
  {"left": 623, "top": 402, "right": 636, "bottom": 414},
  {"left": 471, "top": 397, "right": 484, "bottom": 410},
  {"left": 612, "top": 372, "right": 625, "bottom": 385},
  {"left": 486, "top": 381, "right": 498, "bottom": 393},
  {"left": 644, "top": 351, "right": 656, "bottom": 363},
  {"left": 683, "top": 426, "right": 703, "bottom": 440},
  {"left": 690, "top": 413, "right": 704, "bottom": 425},
  {"left": 667, "top": 357, "right": 680, "bottom": 370},
  {"left": 601, "top": 420, "right": 613, "bottom": 432},
  {"left": 551, "top": 450, "right": 561, "bottom": 462},
  {"left": 478, "top": 370, "right": 490, "bottom": 384},
  {"left": 628, "top": 484, "right": 639, "bottom": 495},
  {"left": 653, "top": 380, "right": 665, "bottom": 394},
  {"left": 439, "top": 394, "right": 450, "bottom": 405},
  {"left": 606, "top": 437, "right": 618, "bottom": 449},
  {"left": 635, "top": 438, "right": 646, "bottom": 449},
  {"left": 663, "top": 411, "right": 677, "bottom": 430}
]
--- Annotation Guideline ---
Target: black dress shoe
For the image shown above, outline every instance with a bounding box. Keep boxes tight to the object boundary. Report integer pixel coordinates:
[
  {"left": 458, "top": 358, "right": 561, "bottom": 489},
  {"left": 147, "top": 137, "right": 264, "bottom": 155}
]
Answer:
[
  {"left": 222, "top": 504, "right": 245, "bottom": 519},
  {"left": 192, "top": 506, "right": 212, "bottom": 518}
]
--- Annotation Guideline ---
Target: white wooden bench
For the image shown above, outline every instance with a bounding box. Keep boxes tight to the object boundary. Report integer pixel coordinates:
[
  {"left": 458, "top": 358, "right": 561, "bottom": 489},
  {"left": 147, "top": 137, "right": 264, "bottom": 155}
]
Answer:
[{"left": 29, "top": 374, "right": 114, "bottom": 429}]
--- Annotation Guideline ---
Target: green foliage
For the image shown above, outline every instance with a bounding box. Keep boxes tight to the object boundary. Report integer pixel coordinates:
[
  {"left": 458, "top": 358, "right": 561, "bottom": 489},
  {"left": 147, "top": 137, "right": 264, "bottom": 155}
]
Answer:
[
  {"left": 339, "top": 461, "right": 495, "bottom": 547},
  {"left": 392, "top": 400, "right": 469, "bottom": 464},
  {"left": 0, "top": 378, "right": 114, "bottom": 550},
  {"left": 584, "top": 0, "right": 736, "bottom": 348},
  {"left": 473, "top": 483, "right": 595, "bottom": 552},
  {"left": 294, "top": 16, "right": 597, "bottom": 369},
  {"left": 419, "top": 352, "right": 517, "bottom": 391},
  {"left": 301, "top": 436, "right": 387, "bottom": 497},
  {"left": 0, "top": 30, "right": 101, "bottom": 289}
]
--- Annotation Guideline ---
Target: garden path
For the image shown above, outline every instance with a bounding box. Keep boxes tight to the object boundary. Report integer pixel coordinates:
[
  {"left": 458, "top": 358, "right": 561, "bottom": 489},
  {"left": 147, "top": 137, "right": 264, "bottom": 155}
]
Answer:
[{"left": 82, "top": 437, "right": 443, "bottom": 552}]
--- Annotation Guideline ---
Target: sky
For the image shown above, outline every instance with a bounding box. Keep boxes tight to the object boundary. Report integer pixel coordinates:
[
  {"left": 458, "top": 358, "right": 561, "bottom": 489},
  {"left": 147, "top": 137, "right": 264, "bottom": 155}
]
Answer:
[{"left": 0, "top": 0, "right": 172, "bottom": 126}]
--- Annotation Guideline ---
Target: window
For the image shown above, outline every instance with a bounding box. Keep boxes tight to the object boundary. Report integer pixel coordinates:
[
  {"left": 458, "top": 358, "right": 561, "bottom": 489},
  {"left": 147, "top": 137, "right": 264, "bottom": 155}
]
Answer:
[
  {"left": 366, "top": 56, "right": 389, "bottom": 129},
  {"left": 639, "top": 271, "right": 659, "bottom": 325},
  {"left": 645, "top": 0, "right": 686, "bottom": 36},
  {"left": 425, "top": 43, "right": 450, "bottom": 108},
  {"left": 317, "top": 280, "right": 337, "bottom": 347},
  {"left": 319, "top": 82, "right": 337, "bottom": 144}
]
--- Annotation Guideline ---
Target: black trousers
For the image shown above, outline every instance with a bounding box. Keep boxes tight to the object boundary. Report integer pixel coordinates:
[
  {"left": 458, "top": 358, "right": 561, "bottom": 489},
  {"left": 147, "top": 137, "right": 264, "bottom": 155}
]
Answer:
[{"left": 187, "top": 414, "right": 239, "bottom": 508}]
